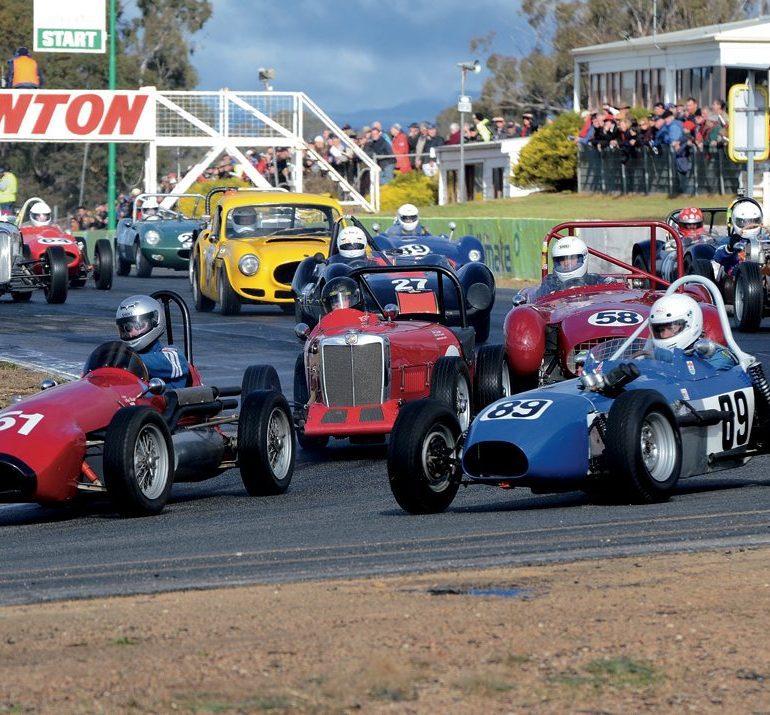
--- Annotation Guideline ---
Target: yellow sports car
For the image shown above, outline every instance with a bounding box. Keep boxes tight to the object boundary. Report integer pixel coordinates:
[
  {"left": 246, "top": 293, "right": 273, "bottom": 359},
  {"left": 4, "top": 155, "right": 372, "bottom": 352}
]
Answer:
[{"left": 190, "top": 190, "right": 342, "bottom": 315}]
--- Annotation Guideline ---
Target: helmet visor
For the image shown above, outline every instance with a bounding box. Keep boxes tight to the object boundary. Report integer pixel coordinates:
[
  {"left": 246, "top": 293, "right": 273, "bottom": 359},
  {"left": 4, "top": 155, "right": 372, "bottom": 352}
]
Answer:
[
  {"left": 341, "top": 241, "right": 366, "bottom": 252},
  {"left": 553, "top": 253, "right": 585, "bottom": 274},
  {"left": 117, "top": 311, "right": 158, "bottom": 340},
  {"left": 651, "top": 318, "right": 686, "bottom": 340},
  {"left": 734, "top": 215, "right": 760, "bottom": 229},
  {"left": 399, "top": 214, "right": 418, "bottom": 224}
]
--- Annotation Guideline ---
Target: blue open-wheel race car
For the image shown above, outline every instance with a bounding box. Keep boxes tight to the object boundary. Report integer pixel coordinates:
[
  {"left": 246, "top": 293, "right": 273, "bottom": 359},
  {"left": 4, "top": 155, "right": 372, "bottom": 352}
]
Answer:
[{"left": 387, "top": 275, "right": 770, "bottom": 513}]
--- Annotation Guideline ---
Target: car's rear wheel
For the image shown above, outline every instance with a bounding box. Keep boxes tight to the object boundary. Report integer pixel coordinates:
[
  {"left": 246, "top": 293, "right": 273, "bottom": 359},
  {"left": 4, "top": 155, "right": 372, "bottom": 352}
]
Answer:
[
  {"left": 93, "top": 239, "right": 114, "bottom": 290},
  {"left": 685, "top": 256, "right": 714, "bottom": 281},
  {"left": 474, "top": 344, "right": 511, "bottom": 411},
  {"left": 219, "top": 269, "right": 241, "bottom": 315},
  {"left": 103, "top": 406, "right": 175, "bottom": 516},
  {"left": 135, "top": 244, "right": 152, "bottom": 278},
  {"left": 192, "top": 259, "right": 215, "bottom": 312},
  {"left": 242, "top": 364, "right": 281, "bottom": 397},
  {"left": 293, "top": 353, "right": 329, "bottom": 451},
  {"left": 387, "top": 399, "right": 461, "bottom": 514},
  {"left": 604, "top": 389, "right": 681, "bottom": 504},
  {"left": 733, "top": 261, "right": 763, "bottom": 332},
  {"left": 430, "top": 356, "right": 472, "bottom": 432},
  {"left": 238, "top": 390, "right": 295, "bottom": 495},
  {"left": 43, "top": 246, "right": 68, "bottom": 304}
]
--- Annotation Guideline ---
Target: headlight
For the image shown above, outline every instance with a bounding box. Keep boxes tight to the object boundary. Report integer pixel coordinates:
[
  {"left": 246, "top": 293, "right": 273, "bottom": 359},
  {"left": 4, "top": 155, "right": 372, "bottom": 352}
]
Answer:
[
  {"left": 239, "top": 254, "right": 260, "bottom": 276},
  {"left": 145, "top": 230, "right": 161, "bottom": 245},
  {"left": 468, "top": 249, "right": 482, "bottom": 262}
]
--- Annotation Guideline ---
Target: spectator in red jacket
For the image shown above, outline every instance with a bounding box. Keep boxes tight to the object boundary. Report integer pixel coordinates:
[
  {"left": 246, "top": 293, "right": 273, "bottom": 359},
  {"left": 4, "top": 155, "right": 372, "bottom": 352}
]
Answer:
[{"left": 390, "top": 123, "right": 412, "bottom": 174}]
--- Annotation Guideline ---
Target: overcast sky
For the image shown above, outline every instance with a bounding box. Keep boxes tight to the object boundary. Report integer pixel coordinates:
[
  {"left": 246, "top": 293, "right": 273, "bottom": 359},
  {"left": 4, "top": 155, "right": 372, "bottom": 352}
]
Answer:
[{"left": 191, "top": 0, "right": 532, "bottom": 118}]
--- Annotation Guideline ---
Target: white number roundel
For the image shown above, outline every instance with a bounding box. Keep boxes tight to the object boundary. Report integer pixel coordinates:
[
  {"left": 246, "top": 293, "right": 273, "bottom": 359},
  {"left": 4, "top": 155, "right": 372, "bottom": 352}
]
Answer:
[
  {"left": 399, "top": 243, "right": 430, "bottom": 256},
  {"left": 587, "top": 310, "right": 643, "bottom": 326},
  {"left": 37, "top": 237, "right": 73, "bottom": 245}
]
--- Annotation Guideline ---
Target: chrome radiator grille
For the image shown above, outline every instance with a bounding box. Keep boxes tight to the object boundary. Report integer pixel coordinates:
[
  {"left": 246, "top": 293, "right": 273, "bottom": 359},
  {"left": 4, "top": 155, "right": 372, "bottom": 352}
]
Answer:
[{"left": 320, "top": 335, "right": 385, "bottom": 407}]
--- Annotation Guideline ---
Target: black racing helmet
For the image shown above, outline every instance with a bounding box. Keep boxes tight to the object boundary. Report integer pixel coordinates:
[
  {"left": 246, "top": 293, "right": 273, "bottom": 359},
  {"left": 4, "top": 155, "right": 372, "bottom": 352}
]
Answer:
[{"left": 321, "top": 276, "right": 364, "bottom": 313}]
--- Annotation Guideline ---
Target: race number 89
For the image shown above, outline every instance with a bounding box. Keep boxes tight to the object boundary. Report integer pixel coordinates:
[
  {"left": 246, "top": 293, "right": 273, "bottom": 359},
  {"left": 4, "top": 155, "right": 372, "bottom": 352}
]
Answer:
[{"left": 481, "top": 399, "right": 552, "bottom": 420}]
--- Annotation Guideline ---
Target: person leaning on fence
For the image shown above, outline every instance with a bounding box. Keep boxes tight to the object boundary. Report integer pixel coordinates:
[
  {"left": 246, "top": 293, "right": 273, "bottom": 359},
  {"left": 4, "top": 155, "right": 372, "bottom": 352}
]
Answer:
[
  {"left": 472, "top": 112, "right": 493, "bottom": 142},
  {"left": 5, "top": 47, "right": 42, "bottom": 89},
  {"left": 365, "top": 126, "right": 395, "bottom": 184}
]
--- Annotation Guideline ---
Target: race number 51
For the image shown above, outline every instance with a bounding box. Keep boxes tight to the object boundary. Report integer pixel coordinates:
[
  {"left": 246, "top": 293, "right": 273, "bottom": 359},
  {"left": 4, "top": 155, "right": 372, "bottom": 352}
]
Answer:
[{"left": 0, "top": 411, "right": 44, "bottom": 436}]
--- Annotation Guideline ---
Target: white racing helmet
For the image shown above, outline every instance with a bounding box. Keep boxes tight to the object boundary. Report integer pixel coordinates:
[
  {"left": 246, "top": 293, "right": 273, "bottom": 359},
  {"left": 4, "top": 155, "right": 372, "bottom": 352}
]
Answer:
[
  {"left": 29, "top": 200, "right": 52, "bottom": 227},
  {"left": 649, "top": 293, "right": 703, "bottom": 351},
  {"left": 396, "top": 203, "right": 419, "bottom": 233},
  {"left": 116, "top": 295, "right": 165, "bottom": 352},
  {"left": 552, "top": 236, "right": 588, "bottom": 281},
  {"left": 337, "top": 225, "right": 367, "bottom": 259},
  {"left": 730, "top": 198, "right": 762, "bottom": 239},
  {"left": 142, "top": 196, "right": 159, "bottom": 218}
]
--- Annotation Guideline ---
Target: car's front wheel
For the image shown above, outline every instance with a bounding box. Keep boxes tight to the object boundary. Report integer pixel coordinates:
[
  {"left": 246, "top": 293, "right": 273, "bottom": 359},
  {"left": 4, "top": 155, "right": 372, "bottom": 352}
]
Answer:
[
  {"left": 474, "top": 344, "right": 512, "bottom": 411},
  {"left": 103, "top": 406, "right": 175, "bottom": 516},
  {"left": 430, "top": 356, "right": 472, "bottom": 431},
  {"left": 43, "top": 246, "right": 68, "bottom": 304},
  {"left": 135, "top": 244, "right": 153, "bottom": 278},
  {"left": 219, "top": 269, "right": 242, "bottom": 315},
  {"left": 387, "top": 399, "right": 461, "bottom": 514},
  {"left": 192, "top": 259, "right": 215, "bottom": 312},
  {"left": 93, "top": 239, "right": 114, "bottom": 290}
]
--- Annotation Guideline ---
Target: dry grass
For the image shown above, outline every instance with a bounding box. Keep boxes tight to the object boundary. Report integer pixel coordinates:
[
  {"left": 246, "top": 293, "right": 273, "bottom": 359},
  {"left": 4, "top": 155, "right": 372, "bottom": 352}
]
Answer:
[{"left": 0, "top": 362, "right": 60, "bottom": 408}]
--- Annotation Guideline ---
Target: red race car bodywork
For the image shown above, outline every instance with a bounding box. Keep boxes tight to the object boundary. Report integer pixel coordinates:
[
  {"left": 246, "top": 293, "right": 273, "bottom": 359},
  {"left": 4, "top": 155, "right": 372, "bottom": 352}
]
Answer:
[{"left": 505, "top": 221, "right": 724, "bottom": 388}]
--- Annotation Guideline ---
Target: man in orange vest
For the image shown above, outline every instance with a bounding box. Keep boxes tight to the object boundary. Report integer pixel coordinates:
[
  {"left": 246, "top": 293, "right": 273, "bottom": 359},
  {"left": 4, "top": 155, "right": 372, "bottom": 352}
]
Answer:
[{"left": 5, "top": 48, "right": 42, "bottom": 89}]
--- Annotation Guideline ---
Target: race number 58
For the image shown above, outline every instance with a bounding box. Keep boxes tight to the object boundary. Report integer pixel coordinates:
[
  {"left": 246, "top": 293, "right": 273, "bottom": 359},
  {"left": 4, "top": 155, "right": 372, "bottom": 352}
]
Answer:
[
  {"left": 0, "top": 411, "right": 44, "bottom": 436},
  {"left": 587, "top": 310, "right": 643, "bottom": 326}
]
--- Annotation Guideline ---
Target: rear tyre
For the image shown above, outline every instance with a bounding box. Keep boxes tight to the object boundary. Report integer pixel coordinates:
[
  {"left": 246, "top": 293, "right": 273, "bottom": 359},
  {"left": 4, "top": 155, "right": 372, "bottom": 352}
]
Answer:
[
  {"left": 686, "top": 256, "right": 714, "bottom": 281},
  {"left": 733, "top": 261, "right": 763, "bottom": 332},
  {"left": 293, "top": 353, "right": 329, "bottom": 451},
  {"left": 116, "top": 253, "right": 132, "bottom": 276},
  {"left": 604, "top": 389, "right": 682, "bottom": 504},
  {"left": 135, "top": 244, "right": 153, "bottom": 278},
  {"left": 470, "top": 313, "right": 491, "bottom": 343},
  {"left": 43, "top": 246, "right": 68, "bottom": 304},
  {"left": 93, "top": 239, "right": 114, "bottom": 290},
  {"left": 474, "top": 344, "right": 511, "bottom": 412},
  {"left": 242, "top": 364, "right": 281, "bottom": 396},
  {"left": 192, "top": 259, "right": 215, "bottom": 312},
  {"left": 219, "top": 269, "right": 242, "bottom": 315},
  {"left": 430, "top": 356, "right": 472, "bottom": 432},
  {"left": 103, "top": 406, "right": 174, "bottom": 516},
  {"left": 387, "top": 399, "right": 461, "bottom": 514},
  {"left": 238, "top": 390, "right": 295, "bottom": 495}
]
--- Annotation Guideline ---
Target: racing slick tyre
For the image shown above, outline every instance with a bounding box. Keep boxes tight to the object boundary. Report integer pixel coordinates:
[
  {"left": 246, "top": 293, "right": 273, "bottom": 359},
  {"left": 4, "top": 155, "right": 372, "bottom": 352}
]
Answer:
[
  {"left": 103, "top": 406, "right": 175, "bottom": 516},
  {"left": 631, "top": 254, "right": 651, "bottom": 290},
  {"left": 43, "top": 246, "right": 68, "bottom": 304},
  {"left": 604, "top": 389, "right": 682, "bottom": 504},
  {"left": 685, "top": 256, "right": 714, "bottom": 281},
  {"left": 93, "top": 239, "right": 114, "bottom": 290},
  {"left": 219, "top": 270, "right": 242, "bottom": 315},
  {"left": 238, "top": 390, "right": 295, "bottom": 495},
  {"left": 387, "top": 399, "right": 461, "bottom": 514},
  {"left": 192, "top": 259, "right": 215, "bottom": 312},
  {"left": 733, "top": 261, "right": 763, "bottom": 332},
  {"left": 134, "top": 244, "right": 153, "bottom": 278},
  {"left": 474, "top": 344, "right": 512, "bottom": 412},
  {"left": 11, "top": 291, "right": 32, "bottom": 303},
  {"left": 116, "top": 253, "right": 132, "bottom": 276},
  {"left": 430, "top": 356, "right": 472, "bottom": 431},
  {"left": 293, "top": 353, "right": 329, "bottom": 451},
  {"left": 242, "top": 364, "right": 281, "bottom": 396}
]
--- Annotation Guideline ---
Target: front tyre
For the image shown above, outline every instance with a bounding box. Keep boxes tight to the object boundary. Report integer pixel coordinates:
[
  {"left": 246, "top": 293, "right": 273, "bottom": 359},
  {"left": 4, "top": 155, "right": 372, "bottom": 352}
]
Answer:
[
  {"left": 242, "top": 364, "right": 281, "bottom": 396},
  {"left": 430, "top": 356, "right": 472, "bottom": 431},
  {"left": 604, "top": 389, "right": 682, "bottom": 504},
  {"left": 93, "top": 238, "right": 114, "bottom": 290},
  {"left": 474, "top": 344, "right": 511, "bottom": 411},
  {"left": 733, "top": 261, "right": 763, "bottom": 332},
  {"left": 293, "top": 353, "right": 329, "bottom": 451},
  {"left": 238, "top": 390, "right": 295, "bottom": 495},
  {"left": 135, "top": 244, "right": 153, "bottom": 278},
  {"left": 103, "top": 406, "right": 175, "bottom": 516},
  {"left": 219, "top": 269, "right": 242, "bottom": 315},
  {"left": 43, "top": 246, "right": 68, "bottom": 304},
  {"left": 192, "top": 259, "right": 215, "bottom": 312},
  {"left": 387, "top": 399, "right": 461, "bottom": 514}
]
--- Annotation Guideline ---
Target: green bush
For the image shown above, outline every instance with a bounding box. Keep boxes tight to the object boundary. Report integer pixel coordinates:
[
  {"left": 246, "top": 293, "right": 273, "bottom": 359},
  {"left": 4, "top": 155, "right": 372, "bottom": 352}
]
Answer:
[
  {"left": 513, "top": 112, "right": 583, "bottom": 192},
  {"left": 379, "top": 171, "right": 438, "bottom": 213}
]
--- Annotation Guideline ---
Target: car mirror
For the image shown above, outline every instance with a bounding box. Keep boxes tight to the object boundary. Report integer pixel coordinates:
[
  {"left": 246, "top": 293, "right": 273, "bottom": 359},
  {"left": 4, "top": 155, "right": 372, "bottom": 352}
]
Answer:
[
  {"left": 40, "top": 379, "right": 58, "bottom": 390},
  {"left": 313, "top": 252, "right": 325, "bottom": 263},
  {"left": 383, "top": 303, "right": 399, "bottom": 321},
  {"left": 147, "top": 377, "right": 166, "bottom": 395},
  {"left": 294, "top": 322, "right": 311, "bottom": 341},
  {"left": 512, "top": 293, "right": 527, "bottom": 306},
  {"left": 371, "top": 222, "right": 380, "bottom": 233}
]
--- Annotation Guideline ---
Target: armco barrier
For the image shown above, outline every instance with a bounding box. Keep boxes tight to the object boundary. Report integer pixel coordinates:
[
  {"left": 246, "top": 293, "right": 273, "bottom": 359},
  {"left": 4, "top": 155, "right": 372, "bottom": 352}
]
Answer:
[{"left": 357, "top": 217, "right": 553, "bottom": 280}]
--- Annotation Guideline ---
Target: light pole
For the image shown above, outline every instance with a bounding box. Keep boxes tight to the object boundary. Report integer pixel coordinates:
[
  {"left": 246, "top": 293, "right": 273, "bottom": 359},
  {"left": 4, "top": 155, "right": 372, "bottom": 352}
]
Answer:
[{"left": 457, "top": 60, "right": 480, "bottom": 203}]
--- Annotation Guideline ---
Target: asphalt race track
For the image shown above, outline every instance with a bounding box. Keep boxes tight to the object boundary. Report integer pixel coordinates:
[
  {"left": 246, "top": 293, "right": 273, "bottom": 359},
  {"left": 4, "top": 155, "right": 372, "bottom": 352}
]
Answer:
[{"left": 1, "top": 270, "right": 770, "bottom": 605}]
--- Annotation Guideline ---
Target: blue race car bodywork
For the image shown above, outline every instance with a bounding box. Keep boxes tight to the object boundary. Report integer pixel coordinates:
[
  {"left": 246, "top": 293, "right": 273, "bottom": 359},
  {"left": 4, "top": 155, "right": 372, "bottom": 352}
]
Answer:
[{"left": 373, "top": 224, "right": 486, "bottom": 270}]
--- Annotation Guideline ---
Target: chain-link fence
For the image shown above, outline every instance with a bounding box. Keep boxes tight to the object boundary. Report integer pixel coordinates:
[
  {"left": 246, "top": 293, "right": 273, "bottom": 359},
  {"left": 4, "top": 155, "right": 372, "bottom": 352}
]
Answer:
[{"left": 577, "top": 144, "right": 768, "bottom": 195}]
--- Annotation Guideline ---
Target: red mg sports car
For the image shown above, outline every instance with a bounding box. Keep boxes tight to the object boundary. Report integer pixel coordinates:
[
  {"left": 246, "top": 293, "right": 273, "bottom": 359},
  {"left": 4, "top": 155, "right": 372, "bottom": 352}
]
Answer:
[
  {"left": 292, "top": 264, "right": 510, "bottom": 450},
  {"left": 16, "top": 197, "right": 113, "bottom": 290},
  {"left": 0, "top": 291, "right": 294, "bottom": 517},
  {"left": 505, "top": 220, "right": 726, "bottom": 391}
]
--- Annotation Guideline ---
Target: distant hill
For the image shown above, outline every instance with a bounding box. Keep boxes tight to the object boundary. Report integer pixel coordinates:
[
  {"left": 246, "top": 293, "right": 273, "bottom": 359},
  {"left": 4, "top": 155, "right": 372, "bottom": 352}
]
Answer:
[{"left": 331, "top": 96, "right": 454, "bottom": 133}]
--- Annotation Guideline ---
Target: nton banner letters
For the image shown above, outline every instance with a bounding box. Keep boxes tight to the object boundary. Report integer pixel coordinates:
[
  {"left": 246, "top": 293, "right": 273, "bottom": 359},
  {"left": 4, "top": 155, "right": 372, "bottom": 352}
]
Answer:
[{"left": 0, "top": 90, "right": 155, "bottom": 142}]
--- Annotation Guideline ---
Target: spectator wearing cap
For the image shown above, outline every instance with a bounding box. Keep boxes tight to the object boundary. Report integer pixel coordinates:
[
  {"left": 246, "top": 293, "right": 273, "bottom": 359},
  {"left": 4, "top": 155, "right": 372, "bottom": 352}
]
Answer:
[
  {"left": 492, "top": 116, "right": 507, "bottom": 140},
  {"left": 473, "top": 112, "right": 493, "bottom": 141},
  {"left": 520, "top": 112, "right": 538, "bottom": 137},
  {"left": 652, "top": 102, "right": 666, "bottom": 118},
  {"left": 425, "top": 123, "right": 445, "bottom": 152},
  {"left": 505, "top": 120, "right": 520, "bottom": 138},
  {"left": 655, "top": 110, "right": 684, "bottom": 148},
  {"left": 390, "top": 123, "right": 412, "bottom": 174},
  {"left": 365, "top": 126, "right": 395, "bottom": 183}
]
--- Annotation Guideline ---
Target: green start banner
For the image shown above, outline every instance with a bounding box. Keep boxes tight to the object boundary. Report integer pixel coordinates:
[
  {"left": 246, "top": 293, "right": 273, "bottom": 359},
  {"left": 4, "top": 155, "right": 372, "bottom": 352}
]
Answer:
[{"left": 357, "top": 217, "right": 554, "bottom": 280}]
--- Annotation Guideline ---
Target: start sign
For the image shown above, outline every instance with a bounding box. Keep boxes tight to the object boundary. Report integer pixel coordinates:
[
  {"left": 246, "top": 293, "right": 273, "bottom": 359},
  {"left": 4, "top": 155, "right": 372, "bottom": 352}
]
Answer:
[
  {"left": 34, "top": 0, "right": 106, "bottom": 54},
  {"left": 0, "top": 90, "right": 156, "bottom": 142}
]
